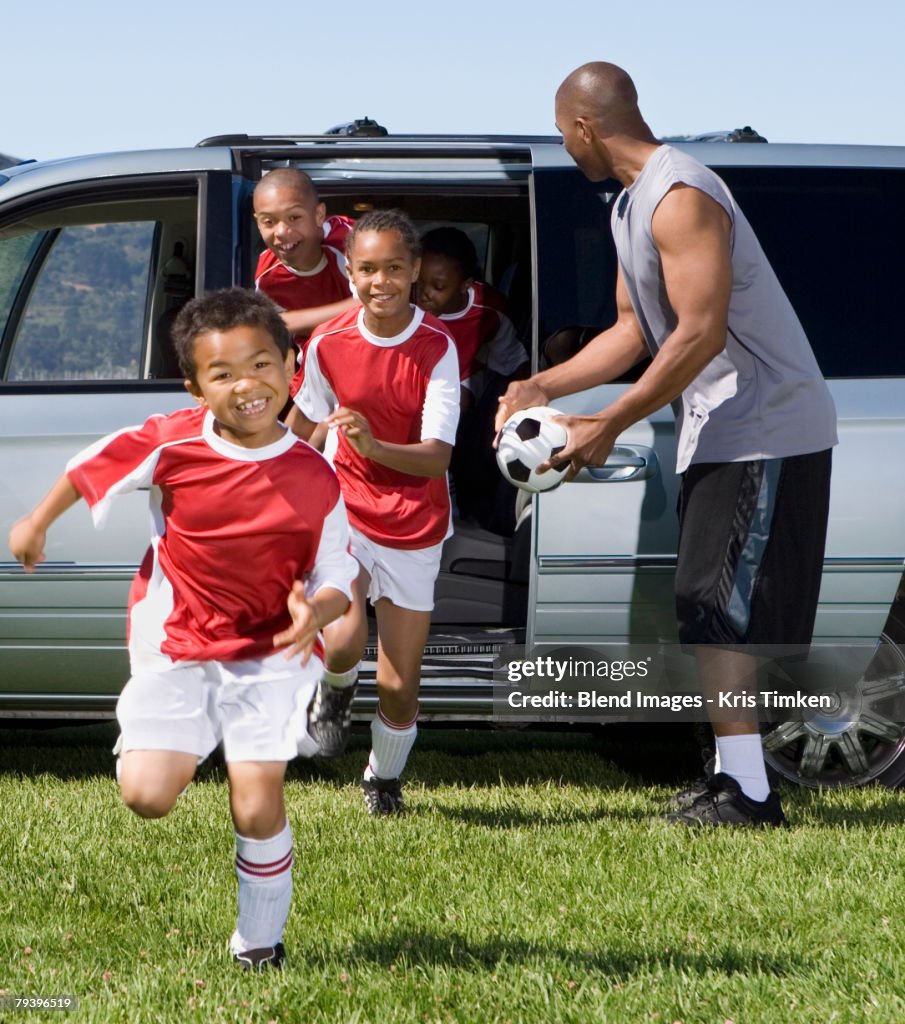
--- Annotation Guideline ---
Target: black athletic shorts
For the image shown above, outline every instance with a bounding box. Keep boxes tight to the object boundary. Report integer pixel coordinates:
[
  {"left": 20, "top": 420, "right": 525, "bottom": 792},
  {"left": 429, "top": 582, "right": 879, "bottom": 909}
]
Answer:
[{"left": 675, "top": 449, "right": 832, "bottom": 647}]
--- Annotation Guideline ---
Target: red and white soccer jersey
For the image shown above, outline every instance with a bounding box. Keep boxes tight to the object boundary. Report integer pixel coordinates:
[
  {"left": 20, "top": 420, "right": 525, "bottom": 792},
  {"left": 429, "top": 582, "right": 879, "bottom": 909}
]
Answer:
[
  {"left": 254, "top": 215, "right": 355, "bottom": 325},
  {"left": 65, "top": 407, "right": 357, "bottom": 671},
  {"left": 322, "top": 214, "right": 354, "bottom": 251},
  {"left": 434, "top": 283, "right": 526, "bottom": 393},
  {"left": 295, "top": 306, "right": 460, "bottom": 550},
  {"left": 255, "top": 215, "right": 355, "bottom": 396}
]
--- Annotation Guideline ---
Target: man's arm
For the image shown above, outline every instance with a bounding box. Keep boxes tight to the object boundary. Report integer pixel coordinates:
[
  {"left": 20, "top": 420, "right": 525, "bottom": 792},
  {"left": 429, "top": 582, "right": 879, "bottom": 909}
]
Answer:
[
  {"left": 542, "top": 185, "right": 733, "bottom": 478},
  {"left": 494, "top": 271, "right": 648, "bottom": 433}
]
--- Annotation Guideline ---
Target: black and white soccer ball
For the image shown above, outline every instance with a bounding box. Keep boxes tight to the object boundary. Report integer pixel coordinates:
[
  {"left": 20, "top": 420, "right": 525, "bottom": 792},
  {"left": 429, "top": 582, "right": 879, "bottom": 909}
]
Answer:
[{"left": 496, "top": 406, "right": 569, "bottom": 493}]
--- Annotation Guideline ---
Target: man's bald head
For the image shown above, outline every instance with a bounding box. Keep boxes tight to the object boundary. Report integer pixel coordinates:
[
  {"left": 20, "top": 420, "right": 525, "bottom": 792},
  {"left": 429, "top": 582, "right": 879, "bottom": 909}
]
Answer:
[{"left": 555, "top": 62, "right": 643, "bottom": 136}]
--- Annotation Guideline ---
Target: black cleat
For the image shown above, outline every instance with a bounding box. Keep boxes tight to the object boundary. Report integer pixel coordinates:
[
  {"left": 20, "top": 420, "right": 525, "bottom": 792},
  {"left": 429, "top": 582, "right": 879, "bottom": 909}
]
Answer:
[
  {"left": 670, "top": 752, "right": 717, "bottom": 812},
  {"left": 307, "top": 679, "right": 358, "bottom": 757},
  {"left": 666, "top": 772, "right": 788, "bottom": 828},
  {"left": 233, "top": 942, "right": 285, "bottom": 971},
  {"left": 361, "top": 775, "right": 405, "bottom": 816},
  {"left": 671, "top": 749, "right": 781, "bottom": 812}
]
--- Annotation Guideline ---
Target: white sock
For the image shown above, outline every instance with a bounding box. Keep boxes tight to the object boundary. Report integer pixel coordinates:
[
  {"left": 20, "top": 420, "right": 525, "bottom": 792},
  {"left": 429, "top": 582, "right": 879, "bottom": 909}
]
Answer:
[
  {"left": 232, "top": 819, "right": 293, "bottom": 952},
  {"left": 324, "top": 665, "right": 359, "bottom": 689},
  {"left": 715, "top": 733, "right": 770, "bottom": 802},
  {"left": 365, "top": 706, "right": 418, "bottom": 781}
]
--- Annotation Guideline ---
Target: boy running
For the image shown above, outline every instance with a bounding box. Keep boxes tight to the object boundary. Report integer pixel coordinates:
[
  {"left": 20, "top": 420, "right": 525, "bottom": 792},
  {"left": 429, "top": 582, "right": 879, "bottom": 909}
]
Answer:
[{"left": 8, "top": 289, "right": 358, "bottom": 968}]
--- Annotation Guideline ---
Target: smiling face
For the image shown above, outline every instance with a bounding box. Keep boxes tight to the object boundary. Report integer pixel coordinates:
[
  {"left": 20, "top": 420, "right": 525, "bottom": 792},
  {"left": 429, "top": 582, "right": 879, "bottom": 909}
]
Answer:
[
  {"left": 416, "top": 252, "right": 471, "bottom": 316},
  {"left": 253, "top": 183, "right": 326, "bottom": 272},
  {"left": 186, "top": 324, "right": 292, "bottom": 448},
  {"left": 346, "top": 228, "right": 421, "bottom": 337}
]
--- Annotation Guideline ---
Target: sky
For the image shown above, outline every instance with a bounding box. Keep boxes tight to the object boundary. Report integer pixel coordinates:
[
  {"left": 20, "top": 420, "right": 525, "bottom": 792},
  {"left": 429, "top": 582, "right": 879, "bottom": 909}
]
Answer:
[{"left": 4, "top": 0, "right": 904, "bottom": 163}]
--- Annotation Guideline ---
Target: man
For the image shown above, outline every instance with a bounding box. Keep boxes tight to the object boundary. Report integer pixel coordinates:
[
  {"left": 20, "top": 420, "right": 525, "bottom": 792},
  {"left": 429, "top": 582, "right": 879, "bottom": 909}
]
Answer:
[{"left": 496, "top": 62, "right": 837, "bottom": 826}]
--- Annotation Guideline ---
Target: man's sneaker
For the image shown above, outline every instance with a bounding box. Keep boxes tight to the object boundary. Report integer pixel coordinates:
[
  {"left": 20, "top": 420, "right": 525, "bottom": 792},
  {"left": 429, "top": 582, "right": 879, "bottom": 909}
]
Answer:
[
  {"left": 670, "top": 752, "right": 716, "bottom": 812},
  {"left": 670, "top": 749, "right": 782, "bottom": 812},
  {"left": 233, "top": 942, "right": 285, "bottom": 971},
  {"left": 361, "top": 775, "right": 405, "bottom": 816},
  {"left": 666, "top": 772, "right": 788, "bottom": 827},
  {"left": 307, "top": 679, "right": 358, "bottom": 757}
]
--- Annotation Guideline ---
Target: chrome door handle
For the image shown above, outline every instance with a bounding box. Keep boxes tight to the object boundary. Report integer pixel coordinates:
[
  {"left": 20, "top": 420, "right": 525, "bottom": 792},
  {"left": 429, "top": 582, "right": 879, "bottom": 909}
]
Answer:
[{"left": 574, "top": 445, "right": 658, "bottom": 483}]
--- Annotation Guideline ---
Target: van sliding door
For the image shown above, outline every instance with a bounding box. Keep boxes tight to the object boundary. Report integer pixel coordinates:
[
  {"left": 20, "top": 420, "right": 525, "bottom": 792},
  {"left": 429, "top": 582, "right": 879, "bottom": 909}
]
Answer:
[{"left": 527, "top": 153, "right": 680, "bottom": 650}]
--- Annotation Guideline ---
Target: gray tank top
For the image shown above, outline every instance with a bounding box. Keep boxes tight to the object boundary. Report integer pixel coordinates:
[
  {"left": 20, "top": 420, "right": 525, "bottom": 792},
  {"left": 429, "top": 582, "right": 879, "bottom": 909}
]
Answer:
[{"left": 611, "top": 145, "right": 837, "bottom": 472}]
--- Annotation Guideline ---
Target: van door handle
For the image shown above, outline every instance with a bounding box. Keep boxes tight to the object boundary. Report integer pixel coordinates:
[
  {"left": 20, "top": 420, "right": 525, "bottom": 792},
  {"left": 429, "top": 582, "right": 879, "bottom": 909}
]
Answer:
[{"left": 574, "top": 445, "right": 659, "bottom": 483}]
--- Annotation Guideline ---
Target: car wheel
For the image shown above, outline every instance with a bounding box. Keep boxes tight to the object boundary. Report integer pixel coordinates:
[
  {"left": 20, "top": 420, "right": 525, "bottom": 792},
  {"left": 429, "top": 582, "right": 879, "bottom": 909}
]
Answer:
[{"left": 762, "top": 633, "right": 905, "bottom": 788}]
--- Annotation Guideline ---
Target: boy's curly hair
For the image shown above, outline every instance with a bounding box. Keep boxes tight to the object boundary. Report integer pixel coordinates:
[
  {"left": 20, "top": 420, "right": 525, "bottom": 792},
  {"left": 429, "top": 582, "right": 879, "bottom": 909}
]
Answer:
[{"left": 171, "top": 288, "right": 291, "bottom": 381}]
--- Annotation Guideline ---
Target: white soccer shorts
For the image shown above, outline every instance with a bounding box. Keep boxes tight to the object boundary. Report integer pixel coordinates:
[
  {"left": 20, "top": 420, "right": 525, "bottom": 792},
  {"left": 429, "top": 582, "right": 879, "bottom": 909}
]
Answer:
[
  {"left": 350, "top": 527, "right": 443, "bottom": 612},
  {"left": 116, "top": 651, "right": 322, "bottom": 763}
]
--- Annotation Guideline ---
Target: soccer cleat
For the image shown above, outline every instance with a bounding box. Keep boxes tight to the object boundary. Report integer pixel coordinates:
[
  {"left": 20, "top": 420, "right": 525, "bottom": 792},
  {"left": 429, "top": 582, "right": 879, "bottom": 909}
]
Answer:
[
  {"left": 233, "top": 942, "right": 286, "bottom": 971},
  {"left": 361, "top": 775, "right": 405, "bottom": 816},
  {"left": 307, "top": 679, "right": 358, "bottom": 757},
  {"left": 666, "top": 772, "right": 788, "bottom": 827}
]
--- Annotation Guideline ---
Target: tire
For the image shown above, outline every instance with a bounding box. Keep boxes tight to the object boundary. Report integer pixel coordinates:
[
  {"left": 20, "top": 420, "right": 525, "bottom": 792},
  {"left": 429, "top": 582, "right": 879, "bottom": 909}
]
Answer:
[{"left": 762, "top": 632, "right": 905, "bottom": 788}]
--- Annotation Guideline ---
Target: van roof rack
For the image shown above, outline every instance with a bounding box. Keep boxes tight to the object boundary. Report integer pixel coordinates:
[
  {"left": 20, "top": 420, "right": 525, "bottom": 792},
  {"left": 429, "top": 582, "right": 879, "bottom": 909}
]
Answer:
[
  {"left": 323, "top": 117, "right": 388, "bottom": 137},
  {"left": 195, "top": 127, "right": 560, "bottom": 148},
  {"left": 662, "top": 126, "right": 768, "bottom": 143}
]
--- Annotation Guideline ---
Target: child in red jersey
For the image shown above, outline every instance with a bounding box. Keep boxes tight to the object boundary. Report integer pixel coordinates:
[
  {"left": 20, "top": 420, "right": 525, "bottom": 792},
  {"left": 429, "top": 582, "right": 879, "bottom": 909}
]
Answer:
[
  {"left": 253, "top": 168, "right": 358, "bottom": 394},
  {"left": 8, "top": 289, "right": 358, "bottom": 971},
  {"left": 287, "top": 210, "right": 460, "bottom": 815},
  {"left": 416, "top": 226, "right": 527, "bottom": 408},
  {"left": 417, "top": 226, "right": 528, "bottom": 527}
]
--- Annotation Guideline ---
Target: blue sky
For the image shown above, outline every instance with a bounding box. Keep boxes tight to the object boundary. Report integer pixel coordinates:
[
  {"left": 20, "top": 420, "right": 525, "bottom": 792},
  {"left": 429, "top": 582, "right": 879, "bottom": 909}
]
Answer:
[{"left": 6, "top": 0, "right": 904, "bottom": 162}]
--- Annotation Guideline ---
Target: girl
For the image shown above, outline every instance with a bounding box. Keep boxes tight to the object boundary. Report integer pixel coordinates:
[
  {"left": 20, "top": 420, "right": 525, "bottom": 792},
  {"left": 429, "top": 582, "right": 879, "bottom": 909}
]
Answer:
[{"left": 287, "top": 209, "right": 460, "bottom": 814}]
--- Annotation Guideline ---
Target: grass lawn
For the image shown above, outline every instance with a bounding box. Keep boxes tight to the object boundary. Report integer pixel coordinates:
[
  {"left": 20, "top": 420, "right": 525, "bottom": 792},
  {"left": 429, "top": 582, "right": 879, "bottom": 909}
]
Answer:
[{"left": 1, "top": 723, "right": 904, "bottom": 1023}]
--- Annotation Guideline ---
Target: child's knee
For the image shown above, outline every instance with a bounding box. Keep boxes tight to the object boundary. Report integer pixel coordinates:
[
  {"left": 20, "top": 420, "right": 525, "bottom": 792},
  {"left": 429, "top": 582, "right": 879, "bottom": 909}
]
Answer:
[
  {"left": 231, "top": 798, "right": 285, "bottom": 839},
  {"left": 119, "top": 780, "right": 179, "bottom": 819},
  {"left": 118, "top": 751, "right": 196, "bottom": 818},
  {"left": 323, "top": 610, "right": 367, "bottom": 669},
  {"left": 376, "top": 680, "right": 419, "bottom": 722}
]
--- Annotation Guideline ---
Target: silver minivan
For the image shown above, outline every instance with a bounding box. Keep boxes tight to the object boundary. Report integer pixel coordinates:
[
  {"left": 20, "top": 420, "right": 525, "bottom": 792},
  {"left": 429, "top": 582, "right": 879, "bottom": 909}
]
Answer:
[{"left": 2, "top": 130, "right": 904, "bottom": 789}]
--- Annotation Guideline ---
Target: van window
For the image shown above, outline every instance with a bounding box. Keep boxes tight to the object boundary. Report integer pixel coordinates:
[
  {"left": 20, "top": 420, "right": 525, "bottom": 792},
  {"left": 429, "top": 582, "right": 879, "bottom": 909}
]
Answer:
[
  {"left": 0, "top": 194, "right": 198, "bottom": 383},
  {"left": 720, "top": 166, "right": 905, "bottom": 378},
  {"left": 5, "top": 221, "right": 154, "bottom": 381},
  {"left": 0, "top": 232, "right": 42, "bottom": 333},
  {"left": 532, "top": 167, "right": 620, "bottom": 349}
]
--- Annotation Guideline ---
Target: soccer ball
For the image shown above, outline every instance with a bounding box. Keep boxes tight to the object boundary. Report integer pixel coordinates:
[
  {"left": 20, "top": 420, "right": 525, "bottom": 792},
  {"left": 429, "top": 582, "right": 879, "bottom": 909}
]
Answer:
[{"left": 496, "top": 406, "right": 569, "bottom": 493}]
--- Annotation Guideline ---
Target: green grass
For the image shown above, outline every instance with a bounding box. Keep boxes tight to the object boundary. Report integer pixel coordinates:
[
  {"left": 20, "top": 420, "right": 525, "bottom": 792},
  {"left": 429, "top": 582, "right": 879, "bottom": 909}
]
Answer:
[{"left": 2, "top": 724, "right": 905, "bottom": 1023}]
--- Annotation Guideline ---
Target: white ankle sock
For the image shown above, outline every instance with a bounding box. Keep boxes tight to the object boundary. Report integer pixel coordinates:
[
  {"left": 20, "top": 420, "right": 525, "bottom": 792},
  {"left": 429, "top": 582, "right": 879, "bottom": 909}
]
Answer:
[
  {"left": 715, "top": 733, "right": 770, "bottom": 802},
  {"left": 232, "top": 819, "right": 293, "bottom": 952},
  {"left": 324, "top": 665, "right": 359, "bottom": 689},
  {"left": 365, "top": 706, "right": 418, "bottom": 781}
]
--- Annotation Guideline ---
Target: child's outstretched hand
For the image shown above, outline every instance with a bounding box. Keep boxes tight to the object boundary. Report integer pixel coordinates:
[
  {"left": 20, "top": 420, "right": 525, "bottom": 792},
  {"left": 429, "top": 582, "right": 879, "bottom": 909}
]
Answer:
[
  {"left": 8, "top": 516, "right": 47, "bottom": 573},
  {"left": 274, "top": 580, "right": 322, "bottom": 665},
  {"left": 326, "top": 406, "right": 376, "bottom": 459}
]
